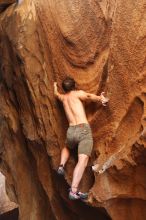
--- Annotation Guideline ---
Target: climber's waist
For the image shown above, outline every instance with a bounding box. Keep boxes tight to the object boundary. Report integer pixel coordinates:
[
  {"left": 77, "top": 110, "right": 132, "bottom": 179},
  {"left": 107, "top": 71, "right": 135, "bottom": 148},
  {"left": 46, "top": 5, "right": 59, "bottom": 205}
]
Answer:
[{"left": 69, "top": 123, "right": 89, "bottom": 128}]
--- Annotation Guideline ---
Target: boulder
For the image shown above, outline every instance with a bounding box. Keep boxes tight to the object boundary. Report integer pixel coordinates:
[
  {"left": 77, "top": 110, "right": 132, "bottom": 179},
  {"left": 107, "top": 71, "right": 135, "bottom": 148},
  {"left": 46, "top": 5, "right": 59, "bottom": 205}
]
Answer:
[{"left": 0, "top": 0, "right": 146, "bottom": 219}]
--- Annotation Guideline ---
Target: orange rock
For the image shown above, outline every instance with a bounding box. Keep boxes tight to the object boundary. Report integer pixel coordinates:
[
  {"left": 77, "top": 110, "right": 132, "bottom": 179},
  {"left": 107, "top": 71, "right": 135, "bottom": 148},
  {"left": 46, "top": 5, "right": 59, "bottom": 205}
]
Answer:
[
  {"left": 0, "top": 0, "right": 146, "bottom": 219},
  {"left": 0, "top": 0, "right": 16, "bottom": 13},
  {"left": 0, "top": 173, "right": 17, "bottom": 214}
]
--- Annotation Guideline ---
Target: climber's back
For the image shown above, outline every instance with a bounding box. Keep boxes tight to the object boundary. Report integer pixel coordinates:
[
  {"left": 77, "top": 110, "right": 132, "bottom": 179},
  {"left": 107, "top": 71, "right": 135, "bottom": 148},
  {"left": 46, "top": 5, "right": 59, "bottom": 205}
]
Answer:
[{"left": 61, "top": 90, "right": 88, "bottom": 126}]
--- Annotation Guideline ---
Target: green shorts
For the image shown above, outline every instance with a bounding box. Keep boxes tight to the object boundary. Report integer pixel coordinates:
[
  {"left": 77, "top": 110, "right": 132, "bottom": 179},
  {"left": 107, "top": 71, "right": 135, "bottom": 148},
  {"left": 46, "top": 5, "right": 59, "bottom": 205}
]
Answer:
[{"left": 66, "top": 123, "right": 93, "bottom": 156}]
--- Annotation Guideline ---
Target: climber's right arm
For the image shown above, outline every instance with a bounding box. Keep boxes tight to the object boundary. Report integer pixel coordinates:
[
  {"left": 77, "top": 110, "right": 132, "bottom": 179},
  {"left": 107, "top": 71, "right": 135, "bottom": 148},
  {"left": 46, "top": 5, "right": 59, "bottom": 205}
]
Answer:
[
  {"left": 77, "top": 90, "right": 109, "bottom": 105},
  {"left": 77, "top": 90, "right": 102, "bottom": 102}
]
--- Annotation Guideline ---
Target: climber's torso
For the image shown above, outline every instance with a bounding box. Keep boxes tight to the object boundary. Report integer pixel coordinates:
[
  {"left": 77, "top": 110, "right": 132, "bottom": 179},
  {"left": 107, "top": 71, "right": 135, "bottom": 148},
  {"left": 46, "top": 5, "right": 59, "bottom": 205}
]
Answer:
[{"left": 61, "top": 91, "right": 88, "bottom": 126}]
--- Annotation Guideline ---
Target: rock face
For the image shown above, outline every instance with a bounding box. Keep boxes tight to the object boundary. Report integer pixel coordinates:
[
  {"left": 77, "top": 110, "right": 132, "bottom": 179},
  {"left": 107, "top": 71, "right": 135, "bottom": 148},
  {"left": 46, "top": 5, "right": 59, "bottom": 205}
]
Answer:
[
  {"left": 0, "top": 172, "right": 17, "bottom": 214},
  {"left": 0, "top": 0, "right": 146, "bottom": 220}
]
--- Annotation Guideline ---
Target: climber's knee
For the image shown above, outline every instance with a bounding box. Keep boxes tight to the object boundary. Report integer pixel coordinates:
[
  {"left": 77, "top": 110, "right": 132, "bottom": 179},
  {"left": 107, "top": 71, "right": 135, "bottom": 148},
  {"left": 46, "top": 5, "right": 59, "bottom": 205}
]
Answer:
[{"left": 78, "top": 154, "right": 89, "bottom": 167}]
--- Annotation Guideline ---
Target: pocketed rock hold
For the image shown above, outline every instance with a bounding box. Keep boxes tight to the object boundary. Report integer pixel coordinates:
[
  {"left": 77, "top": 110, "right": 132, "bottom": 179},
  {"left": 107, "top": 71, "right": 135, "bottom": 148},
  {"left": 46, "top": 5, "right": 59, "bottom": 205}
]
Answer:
[{"left": 0, "top": 0, "right": 146, "bottom": 220}]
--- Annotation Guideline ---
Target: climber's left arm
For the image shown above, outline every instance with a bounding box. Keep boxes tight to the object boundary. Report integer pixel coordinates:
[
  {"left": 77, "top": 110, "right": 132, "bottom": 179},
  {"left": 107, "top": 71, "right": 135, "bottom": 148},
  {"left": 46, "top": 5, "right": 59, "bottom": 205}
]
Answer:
[{"left": 54, "top": 82, "right": 64, "bottom": 101}]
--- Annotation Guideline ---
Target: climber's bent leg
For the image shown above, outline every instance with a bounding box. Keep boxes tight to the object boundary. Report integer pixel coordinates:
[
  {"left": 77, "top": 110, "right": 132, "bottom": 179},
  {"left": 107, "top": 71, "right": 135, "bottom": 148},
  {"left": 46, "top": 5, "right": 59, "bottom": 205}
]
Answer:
[
  {"left": 60, "top": 147, "right": 70, "bottom": 167},
  {"left": 57, "top": 147, "right": 70, "bottom": 175}
]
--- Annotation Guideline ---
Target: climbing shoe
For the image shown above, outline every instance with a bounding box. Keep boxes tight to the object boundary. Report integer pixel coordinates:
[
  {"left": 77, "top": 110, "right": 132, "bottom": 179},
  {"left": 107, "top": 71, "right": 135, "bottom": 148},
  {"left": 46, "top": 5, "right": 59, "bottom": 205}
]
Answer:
[
  {"left": 57, "top": 165, "right": 65, "bottom": 176},
  {"left": 69, "top": 189, "right": 88, "bottom": 200},
  {"left": 69, "top": 190, "right": 80, "bottom": 200},
  {"left": 78, "top": 191, "right": 88, "bottom": 200}
]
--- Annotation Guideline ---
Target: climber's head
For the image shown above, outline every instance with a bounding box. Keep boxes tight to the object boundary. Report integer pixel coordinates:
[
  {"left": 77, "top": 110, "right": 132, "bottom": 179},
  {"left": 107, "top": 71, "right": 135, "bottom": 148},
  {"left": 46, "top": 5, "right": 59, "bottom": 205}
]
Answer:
[{"left": 62, "top": 77, "right": 76, "bottom": 93}]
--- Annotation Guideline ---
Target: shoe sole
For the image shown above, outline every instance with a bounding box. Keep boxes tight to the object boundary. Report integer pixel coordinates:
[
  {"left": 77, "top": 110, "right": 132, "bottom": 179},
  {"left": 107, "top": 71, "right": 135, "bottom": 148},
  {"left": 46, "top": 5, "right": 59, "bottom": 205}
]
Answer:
[{"left": 69, "top": 194, "right": 80, "bottom": 200}]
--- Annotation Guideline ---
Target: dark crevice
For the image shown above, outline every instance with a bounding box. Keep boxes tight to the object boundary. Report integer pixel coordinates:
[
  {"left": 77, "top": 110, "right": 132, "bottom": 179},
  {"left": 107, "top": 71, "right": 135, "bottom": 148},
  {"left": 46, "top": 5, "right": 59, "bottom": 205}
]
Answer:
[
  {"left": 54, "top": 171, "right": 111, "bottom": 220},
  {"left": 132, "top": 143, "right": 146, "bottom": 166},
  {"left": 23, "top": 140, "right": 55, "bottom": 219},
  {"left": 0, "top": 1, "right": 16, "bottom": 13},
  {"left": 98, "top": 58, "right": 109, "bottom": 94},
  {"left": 0, "top": 208, "right": 18, "bottom": 220}
]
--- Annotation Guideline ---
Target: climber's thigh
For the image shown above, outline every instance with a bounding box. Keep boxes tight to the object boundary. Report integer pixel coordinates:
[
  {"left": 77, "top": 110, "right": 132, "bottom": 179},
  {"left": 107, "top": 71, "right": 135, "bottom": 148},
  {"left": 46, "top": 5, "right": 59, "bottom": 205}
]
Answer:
[
  {"left": 78, "top": 124, "right": 93, "bottom": 156},
  {"left": 66, "top": 126, "right": 77, "bottom": 150},
  {"left": 78, "top": 137, "right": 93, "bottom": 156}
]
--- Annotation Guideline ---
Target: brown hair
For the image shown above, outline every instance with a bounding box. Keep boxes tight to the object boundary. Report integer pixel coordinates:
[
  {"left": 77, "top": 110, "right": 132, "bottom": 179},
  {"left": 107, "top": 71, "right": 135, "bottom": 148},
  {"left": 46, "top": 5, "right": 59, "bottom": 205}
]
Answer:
[{"left": 62, "top": 77, "right": 76, "bottom": 92}]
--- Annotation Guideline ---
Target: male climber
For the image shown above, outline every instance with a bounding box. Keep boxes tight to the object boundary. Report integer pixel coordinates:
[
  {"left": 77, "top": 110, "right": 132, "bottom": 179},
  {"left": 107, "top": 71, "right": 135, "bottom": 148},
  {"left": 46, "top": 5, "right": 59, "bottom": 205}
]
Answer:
[{"left": 54, "top": 77, "right": 108, "bottom": 200}]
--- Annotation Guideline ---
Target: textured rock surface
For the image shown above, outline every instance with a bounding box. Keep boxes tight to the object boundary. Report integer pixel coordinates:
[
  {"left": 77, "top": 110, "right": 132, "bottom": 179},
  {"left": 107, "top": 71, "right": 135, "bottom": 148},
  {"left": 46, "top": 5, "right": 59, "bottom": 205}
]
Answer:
[
  {"left": 0, "top": 0, "right": 146, "bottom": 219},
  {"left": 0, "top": 172, "right": 17, "bottom": 214}
]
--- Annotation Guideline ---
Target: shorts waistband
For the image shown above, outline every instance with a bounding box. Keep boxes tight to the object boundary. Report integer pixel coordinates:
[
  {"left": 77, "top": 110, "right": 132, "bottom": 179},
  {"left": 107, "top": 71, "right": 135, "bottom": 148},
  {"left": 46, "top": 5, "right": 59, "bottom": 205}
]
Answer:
[{"left": 69, "top": 123, "right": 89, "bottom": 128}]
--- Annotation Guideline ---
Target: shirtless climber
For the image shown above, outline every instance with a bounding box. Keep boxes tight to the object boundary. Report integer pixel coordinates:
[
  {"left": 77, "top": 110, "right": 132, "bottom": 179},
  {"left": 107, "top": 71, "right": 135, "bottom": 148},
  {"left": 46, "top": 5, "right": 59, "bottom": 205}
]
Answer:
[{"left": 54, "top": 77, "right": 109, "bottom": 200}]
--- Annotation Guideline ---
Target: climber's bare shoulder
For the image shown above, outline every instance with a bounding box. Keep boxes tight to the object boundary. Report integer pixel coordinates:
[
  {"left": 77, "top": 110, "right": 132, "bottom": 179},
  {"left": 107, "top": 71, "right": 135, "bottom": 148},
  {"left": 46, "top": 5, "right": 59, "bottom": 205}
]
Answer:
[
  {"left": 75, "top": 90, "right": 90, "bottom": 100},
  {"left": 63, "top": 90, "right": 90, "bottom": 103},
  {"left": 58, "top": 90, "right": 88, "bottom": 102}
]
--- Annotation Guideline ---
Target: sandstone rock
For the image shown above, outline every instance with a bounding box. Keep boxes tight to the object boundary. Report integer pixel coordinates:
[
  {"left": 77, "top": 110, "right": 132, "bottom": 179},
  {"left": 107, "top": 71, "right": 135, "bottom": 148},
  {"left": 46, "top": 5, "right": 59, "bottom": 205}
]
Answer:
[
  {"left": 0, "top": 0, "right": 146, "bottom": 220},
  {"left": 0, "top": 0, "right": 16, "bottom": 13},
  {"left": 0, "top": 172, "right": 17, "bottom": 214}
]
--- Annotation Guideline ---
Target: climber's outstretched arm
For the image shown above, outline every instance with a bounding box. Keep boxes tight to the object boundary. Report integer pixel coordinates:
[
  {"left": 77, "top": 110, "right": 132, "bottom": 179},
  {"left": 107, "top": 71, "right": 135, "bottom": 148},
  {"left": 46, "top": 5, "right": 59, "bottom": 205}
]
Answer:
[
  {"left": 77, "top": 90, "right": 109, "bottom": 105},
  {"left": 54, "top": 82, "right": 64, "bottom": 101}
]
